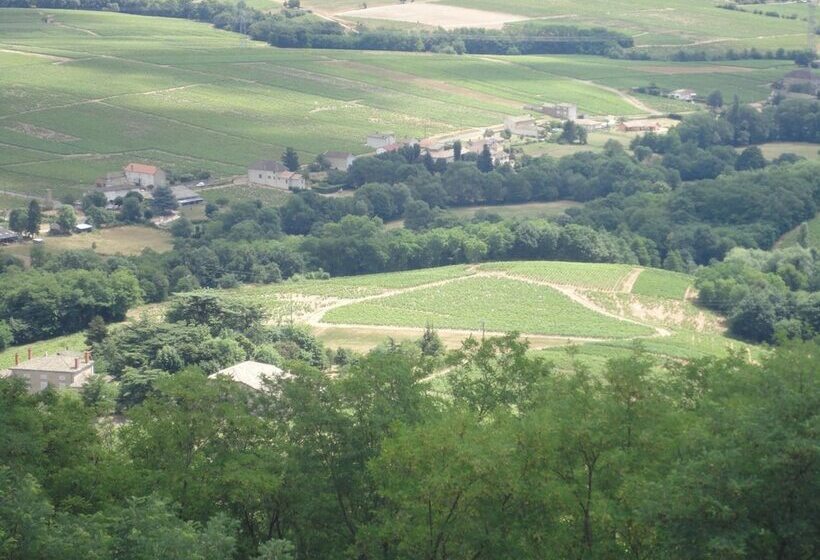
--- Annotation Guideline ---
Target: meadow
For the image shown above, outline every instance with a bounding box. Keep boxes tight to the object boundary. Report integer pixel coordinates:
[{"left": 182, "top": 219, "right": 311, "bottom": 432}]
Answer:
[
  {"left": 2, "top": 225, "right": 173, "bottom": 261},
  {"left": 0, "top": 9, "right": 793, "bottom": 199}
]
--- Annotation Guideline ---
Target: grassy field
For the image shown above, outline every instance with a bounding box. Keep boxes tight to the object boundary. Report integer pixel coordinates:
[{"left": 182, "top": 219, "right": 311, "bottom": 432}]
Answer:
[
  {"left": 195, "top": 260, "right": 748, "bottom": 362},
  {"left": 0, "top": 332, "right": 86, "bottom": 370},
  {"left": 631, "top": 269, "right": 692, "bottom": 300},
  {"left": 755, "top": 142, "right": 820, "bottom": 161},
  {"left": 1, "top": 225, "right": 173, "bottom": 260},
  {"left": 777, "top": 214, "right": 820, "bottom": 250},
  {"left": 446, "top": 200, "right": 583, "bottom": 221},
  {"left": 323, "top": 0, "right": 809, "bottom": 52},
  {"left": 0, "top": 9, "right": 793, "bottom": 198},
  {"left": 200, "top": 184, "right": 292, "bottom": 207}
]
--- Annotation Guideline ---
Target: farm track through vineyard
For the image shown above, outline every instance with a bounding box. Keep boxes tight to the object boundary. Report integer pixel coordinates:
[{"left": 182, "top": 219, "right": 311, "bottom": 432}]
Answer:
[{"left": 290, "top": 267, "right": 671, "bottom": 346}]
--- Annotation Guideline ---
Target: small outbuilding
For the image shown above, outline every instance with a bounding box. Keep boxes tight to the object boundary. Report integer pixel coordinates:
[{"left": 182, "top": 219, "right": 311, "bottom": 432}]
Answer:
[
  {"left": 504, "top": 115, "right": 539, "bottom": 138},
  {"left": 74, "top": 223, "right": 93, "bottom": 233},
  {"left": 209, "top": 360, "right": 290, "bottom": 392},
  {"left": 170, "top": 185, "right": 204, "bottom": 206},
  {"left": 366, "top": 132, "right": 396, "bottom": 150},
  {"left": 322, "top": 151, "right": 355, "bottom": 171},
  {"left": 0, "top": 227, "right": 20, "bottom": 244}
]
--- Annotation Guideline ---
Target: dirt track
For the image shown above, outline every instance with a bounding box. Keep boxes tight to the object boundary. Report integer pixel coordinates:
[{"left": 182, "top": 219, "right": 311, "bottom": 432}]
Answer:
[{"left": 285, "top": 267, "right": 671, "bottom": 347}]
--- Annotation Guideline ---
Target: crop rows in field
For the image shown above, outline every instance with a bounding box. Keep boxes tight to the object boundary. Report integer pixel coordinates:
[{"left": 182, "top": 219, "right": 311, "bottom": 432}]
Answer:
[
  {"left": 478, "top": 261, "right": 635, "bottom": 291},
  {"left": 323, "top": 276, "right": 654, "bottom": 338},
  {"left": 0, "top": 8, "right": 794, "bottom": 196},
  {"left": 630, "top": 269, "right": 692, "bottom": 300}
]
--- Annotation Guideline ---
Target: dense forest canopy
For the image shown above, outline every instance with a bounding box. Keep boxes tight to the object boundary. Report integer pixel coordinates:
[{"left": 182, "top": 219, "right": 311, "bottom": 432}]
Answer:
[{"left": 1, "top": 321, "right": 817, "bottom": 559}]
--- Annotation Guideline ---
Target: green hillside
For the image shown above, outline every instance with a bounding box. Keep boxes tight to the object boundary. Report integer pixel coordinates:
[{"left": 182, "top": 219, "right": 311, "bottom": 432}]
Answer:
[
  {"left": 202, "top": 261, "right": 754, "bottom": 363},
  {"left": 308, "top": 0, "right": 811, "bottom": 53},
  {"left": 0, "top": 8, "right": 791, "bottom": 198}
]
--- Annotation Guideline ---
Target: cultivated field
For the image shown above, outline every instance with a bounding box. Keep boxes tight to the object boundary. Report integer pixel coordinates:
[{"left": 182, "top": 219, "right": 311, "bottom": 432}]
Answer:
[
  {"left": 755, "top": 142, "right": 820, "bottom": 161},
  {"left": 0, "top": 9, "right": 792, "bottom": 199},
  {"left": 206, "top": 260, "right": 751, "bottom": 363},
  {"left": 312, "top": 0, "right": 810, "bottom": 53},
  {"left": 340, "top": 4, "right": 528, "bottom": 30},
  {"left": 446, "top": 200, "right": 583, "bottom": 221},
  {"left": 2, "top": 225, "right": 173, "bottom": 260}
]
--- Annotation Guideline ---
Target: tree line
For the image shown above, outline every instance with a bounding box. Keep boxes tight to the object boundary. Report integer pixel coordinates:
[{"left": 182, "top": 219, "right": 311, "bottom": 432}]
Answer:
[
  {"left": 1, "top": 297, "right": 817, "bottom": 559},
  {"left": 5, "top": 1, "right": 816, "bottom": 61}
]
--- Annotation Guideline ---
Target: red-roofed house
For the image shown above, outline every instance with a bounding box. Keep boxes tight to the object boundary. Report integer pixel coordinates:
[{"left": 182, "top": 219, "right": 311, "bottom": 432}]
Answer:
[{"left": 124, "top": 163, "right": 167, "bottom": 187}]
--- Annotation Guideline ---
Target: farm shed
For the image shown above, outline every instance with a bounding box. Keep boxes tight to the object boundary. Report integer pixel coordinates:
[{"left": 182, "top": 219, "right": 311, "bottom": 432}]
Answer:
[
  {"left": 170, "top": 185, "right": 204, "bottom": 206},
  {"left": 366, "top": 132, "right": 396, "bottom": 150},
  {"left": 669, "top": 89, "right": 698, "bottom": 102},
  {"left": 618, "top": 120, "right": 662, "bottom": 133},
  {"left": 74, "top": 223, "right": 93, "bottom": 233},
  {"left": 0, "top": 227, "right": 20, "bottom": 244},
  {"left": 322, "top": 151, "right": 355, "bottom": 171}
]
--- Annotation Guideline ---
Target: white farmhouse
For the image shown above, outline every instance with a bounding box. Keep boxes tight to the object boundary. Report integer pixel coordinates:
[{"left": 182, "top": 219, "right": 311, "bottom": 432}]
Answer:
[
  {"left": 248, "top": 160, "right": 306, "bottom": 190},
  {"left": 124, "top": 163, "right": 167, "bottom": 187},
  {"left": 366, "top": 132, "right": 396, "bottom": 150},
  {"left": 504, "top": 115, "right": 539, "bottom": 138}
]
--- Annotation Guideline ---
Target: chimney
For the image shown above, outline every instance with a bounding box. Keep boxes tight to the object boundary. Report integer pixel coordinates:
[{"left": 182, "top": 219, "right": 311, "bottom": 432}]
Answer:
[
  {"left": 27, "top": 347, "right": 32, "bottom": 360},
  {"left": 14, "top": 353, "right": 19, "bottom": 366},
  {"left": 74, "top": 358, "right": 79, "bottom": 370}
]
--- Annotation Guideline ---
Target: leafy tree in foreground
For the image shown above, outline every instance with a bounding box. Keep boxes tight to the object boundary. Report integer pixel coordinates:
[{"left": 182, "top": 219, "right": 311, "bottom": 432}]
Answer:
[{"left": 151, "top": 185, "right": 179, "bottom": 216}]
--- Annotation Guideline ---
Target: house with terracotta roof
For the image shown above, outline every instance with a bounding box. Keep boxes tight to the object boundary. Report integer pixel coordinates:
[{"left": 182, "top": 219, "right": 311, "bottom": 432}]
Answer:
[
  {"left": 4, "top": 348, "right": 94, "bottom": 393},
  {"left": 124, "top": 163, "right": 167, "bottom": 187}
]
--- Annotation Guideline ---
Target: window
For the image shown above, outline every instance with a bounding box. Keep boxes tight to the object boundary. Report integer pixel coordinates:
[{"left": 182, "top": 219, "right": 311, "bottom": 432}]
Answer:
[{"left": 258, "top": 173, "right": 262, "bottom": 178}]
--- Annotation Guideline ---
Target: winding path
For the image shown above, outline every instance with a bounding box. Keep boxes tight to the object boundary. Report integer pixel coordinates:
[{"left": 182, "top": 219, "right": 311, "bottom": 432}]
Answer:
[{"left": 290, "top": 268, "right": 671, "bottom": 347}]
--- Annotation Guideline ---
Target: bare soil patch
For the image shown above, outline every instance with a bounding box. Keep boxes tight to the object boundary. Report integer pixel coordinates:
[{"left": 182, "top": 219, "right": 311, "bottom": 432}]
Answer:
[{"left": 340, "top": 4, "right": 529, "bottom": 30}]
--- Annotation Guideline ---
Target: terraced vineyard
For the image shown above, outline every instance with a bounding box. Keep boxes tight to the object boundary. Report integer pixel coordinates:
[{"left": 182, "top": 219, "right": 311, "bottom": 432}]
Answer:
[{"left": 631, "top": 269, "right": 693, "bottom": 299}]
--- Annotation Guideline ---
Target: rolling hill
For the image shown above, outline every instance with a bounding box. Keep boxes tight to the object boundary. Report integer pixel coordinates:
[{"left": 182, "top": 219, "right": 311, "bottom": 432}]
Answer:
[
  {"left": 0, "top": 8, "right": 792, "bottom": 200},
  {"left": 304, "top": 0, "right": 812, "bottom": 53}
]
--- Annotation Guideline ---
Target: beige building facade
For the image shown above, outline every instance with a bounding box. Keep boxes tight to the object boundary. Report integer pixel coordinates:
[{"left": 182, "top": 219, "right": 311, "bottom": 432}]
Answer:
[{"left": 3, "top": 350, "right": 94, "bottom": 393}]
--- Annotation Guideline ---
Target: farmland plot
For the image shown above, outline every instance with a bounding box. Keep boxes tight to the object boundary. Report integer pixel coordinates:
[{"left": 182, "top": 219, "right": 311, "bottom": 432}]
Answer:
[
  {"left": 478, "top": 261, "right": 635, "bottom": 291},
  {"left": 0, "top": 9, "right": 794, "bottom": 197},
  {"left": 323, "top": 276, "right": 654, "bottom": 338}
]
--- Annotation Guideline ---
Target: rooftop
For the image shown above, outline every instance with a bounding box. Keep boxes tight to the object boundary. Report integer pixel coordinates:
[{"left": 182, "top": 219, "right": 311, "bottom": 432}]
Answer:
[
  {"left": 323, "top": 151, "right": 354, "bottom": 159},
  {"left": 170, "top": 185, "right": 203, "bottom": 202},
  {"left": 125, "top": 163, "right": 160, "bottom": 175},
  {"left": 249, "top": 160, "right": 287, "bottom": 173},
  {"left": 0, "top": 227, "right": 19, "bottom": 240},
  {"left": 11, "top": 351, "right": 93, "bottom": 373},
  {"left": 209, "top": 360, "right": 289, "bottom": 391}
]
